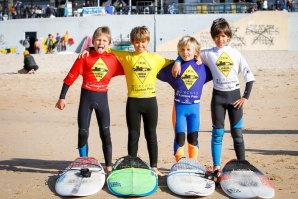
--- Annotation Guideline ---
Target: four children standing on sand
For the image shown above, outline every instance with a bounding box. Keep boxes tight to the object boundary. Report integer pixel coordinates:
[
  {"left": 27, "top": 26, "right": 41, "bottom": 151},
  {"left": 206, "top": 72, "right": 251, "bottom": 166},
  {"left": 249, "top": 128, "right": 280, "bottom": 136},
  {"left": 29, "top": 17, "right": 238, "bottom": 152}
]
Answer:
[{"left": 56, "top": 17, "right": 255, "bottom": 180}]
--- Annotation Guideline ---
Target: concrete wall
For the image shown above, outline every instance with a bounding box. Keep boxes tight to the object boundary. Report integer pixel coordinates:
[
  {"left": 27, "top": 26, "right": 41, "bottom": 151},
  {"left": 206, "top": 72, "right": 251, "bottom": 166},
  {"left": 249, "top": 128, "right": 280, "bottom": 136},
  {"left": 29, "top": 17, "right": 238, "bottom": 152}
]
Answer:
[{"left": 0, "top": 12, "right": 297, "bottom": 54}]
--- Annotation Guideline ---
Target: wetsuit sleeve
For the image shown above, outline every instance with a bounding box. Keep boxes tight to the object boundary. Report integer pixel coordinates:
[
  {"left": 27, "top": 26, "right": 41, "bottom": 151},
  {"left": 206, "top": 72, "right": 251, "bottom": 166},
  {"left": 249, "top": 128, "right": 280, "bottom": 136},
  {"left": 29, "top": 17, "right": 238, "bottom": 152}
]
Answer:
[
  {"left": 59, "top": 83, "right": 70, "bottom": 99},
  {"left": 114, "top": 60, "right": 124, "bottom": 76},
  {"left": 110, "top": 55, "right": 124, "bottom": 77},
  {"left": 63, "top": 57, "right": 84, "bottom": 86},
  {"left": 204, "top": 64, "right": 213, "bottom": 83},
  {"left": 109, "top": 48, "right": 130, "bottom": 64},
  {"left": 239, "top": 53, "right": 255, "bottom": 83},
  {"left": 157, "top": 63, "right": 175, "bottom": 84},
  {"left": 243, "top": 81, "right": 253, "bottom": 99},
  {"left": 175, "top": 56, "right": 183, "bottom": 63}
]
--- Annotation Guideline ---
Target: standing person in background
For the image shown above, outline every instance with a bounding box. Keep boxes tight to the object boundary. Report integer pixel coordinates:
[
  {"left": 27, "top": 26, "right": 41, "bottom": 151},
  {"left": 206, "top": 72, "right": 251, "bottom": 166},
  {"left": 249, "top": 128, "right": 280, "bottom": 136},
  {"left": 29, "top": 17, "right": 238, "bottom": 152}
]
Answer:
[
  {"left": 34, "top": 38, "right": 40, "bottom": 54},
  {"left": 163, "top": 0, "right": 169, "bottom": 14},
  {"left": 55, "top": 26, "right": 124, "bottom": 174},
  {"left": 172, "top": 18, "right": 255, "bottom": 182},
  {"left": 263, "top": 0, "right": 268, "bottom": 10},
  {"left": 0, "top": 4, "right": 3, "bottom": 21},
  {"left": 55, "top": 33, "right": 62, "bottom": 52},
  {"left": 61, "top": 31, "right": 68, "bottom": 51},
  {"left": 45, "top": 34, "right": 54, "bottom": 54}
]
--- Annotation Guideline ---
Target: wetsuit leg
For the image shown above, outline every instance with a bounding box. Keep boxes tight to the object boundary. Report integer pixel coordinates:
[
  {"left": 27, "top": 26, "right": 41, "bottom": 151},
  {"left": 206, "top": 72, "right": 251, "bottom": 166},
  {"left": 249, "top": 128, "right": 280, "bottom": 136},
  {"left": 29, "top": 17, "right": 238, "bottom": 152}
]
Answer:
[
  {"left": 174, "top": 103, "right": 187, "bottom": 161},
  {"left": 187, "top": 132, "right": 198, "bottom": 159},
  {"left": 77, "top": 89, "right": 93, "bottom": 157},
  {"left": 174, "top": 132, "right": 185, "bottom": 161},
  {"left": 94, "top": 92, "right": 112, "bottom": 167},
  {"left": 227, "top": 90, "right": 245, "bottom": 161},
  {"left": 186, "top": 103, "right": 200, "bottom": 160},
  {"left": 211, "top": 89, "right": 226, "bottom": 166},
  {"left": 126, "top": 97, "right": 141, "bottom": 157},
  {"left": 142, "top": 97, "right": 158, "bottom": 167}
]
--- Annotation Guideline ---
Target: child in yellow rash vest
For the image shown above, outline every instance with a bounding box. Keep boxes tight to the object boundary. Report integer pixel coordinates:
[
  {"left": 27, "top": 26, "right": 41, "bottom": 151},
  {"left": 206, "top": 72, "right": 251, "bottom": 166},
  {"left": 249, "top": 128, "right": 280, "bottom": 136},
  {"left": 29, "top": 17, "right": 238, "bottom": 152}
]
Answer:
[{"left": 81, "top": 26, "right": 173, "bottom": 176}]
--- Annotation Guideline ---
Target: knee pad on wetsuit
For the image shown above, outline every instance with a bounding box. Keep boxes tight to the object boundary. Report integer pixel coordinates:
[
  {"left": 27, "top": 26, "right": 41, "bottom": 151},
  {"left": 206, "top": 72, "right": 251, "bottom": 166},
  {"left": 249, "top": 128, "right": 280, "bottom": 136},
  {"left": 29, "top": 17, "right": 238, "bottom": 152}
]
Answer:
[
  {"left": 231, "top": 128, "right": 245, "bottom": 160},
  {"left": 231, "top": 128, "right": 244, "bottom": 144},
  {"left": 100, "top": 127, "right": 111, "bottom": 146},
  {"left": 78, "top": 129, "right": 88, "bottom": 148},
  {"left": 175, "top": 132, "right": 186, "bottom": 147},
  {"left": 187, "top": 131, "right": 198, "bottom": 146},
  {"left": 212, "top": 127, "right": 224, "bottom": 144}
]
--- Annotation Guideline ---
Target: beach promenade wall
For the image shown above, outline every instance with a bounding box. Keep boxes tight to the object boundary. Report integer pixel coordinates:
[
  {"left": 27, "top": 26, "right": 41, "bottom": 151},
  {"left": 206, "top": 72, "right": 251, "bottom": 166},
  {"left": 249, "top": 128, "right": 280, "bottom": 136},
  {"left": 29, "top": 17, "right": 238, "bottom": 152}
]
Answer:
[{"left": 0, "top": 11, "right": 297, "bottom": 54}]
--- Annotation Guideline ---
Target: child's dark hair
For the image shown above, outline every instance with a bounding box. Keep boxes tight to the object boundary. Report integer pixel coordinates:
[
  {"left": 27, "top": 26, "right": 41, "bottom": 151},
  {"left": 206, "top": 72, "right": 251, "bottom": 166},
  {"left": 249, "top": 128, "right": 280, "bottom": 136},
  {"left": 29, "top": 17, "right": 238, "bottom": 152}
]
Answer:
[{"left": 210, "top": 18, "right": 232, "bottom": 39}]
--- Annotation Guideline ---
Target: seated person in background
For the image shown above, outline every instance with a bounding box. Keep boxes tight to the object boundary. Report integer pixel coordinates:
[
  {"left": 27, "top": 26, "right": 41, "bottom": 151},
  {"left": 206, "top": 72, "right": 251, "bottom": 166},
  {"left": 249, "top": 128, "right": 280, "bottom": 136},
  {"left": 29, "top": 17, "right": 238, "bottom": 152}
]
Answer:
[{"left": 20, "top": 50, "right": 39, "bottom": 74}]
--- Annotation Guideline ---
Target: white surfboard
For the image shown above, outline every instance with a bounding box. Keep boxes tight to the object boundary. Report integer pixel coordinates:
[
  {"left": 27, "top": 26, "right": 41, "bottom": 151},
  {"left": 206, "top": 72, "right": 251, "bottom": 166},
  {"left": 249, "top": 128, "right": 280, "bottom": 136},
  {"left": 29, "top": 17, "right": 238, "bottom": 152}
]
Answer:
[
  {"left": 220, "top": 159, "right": 275, "bottom": 199},
  {"left": 55, "top": 157, "right": 105, "bottom": 196},
  {"left": 167, "top": 158, "right": 215, "bottom": 196}
]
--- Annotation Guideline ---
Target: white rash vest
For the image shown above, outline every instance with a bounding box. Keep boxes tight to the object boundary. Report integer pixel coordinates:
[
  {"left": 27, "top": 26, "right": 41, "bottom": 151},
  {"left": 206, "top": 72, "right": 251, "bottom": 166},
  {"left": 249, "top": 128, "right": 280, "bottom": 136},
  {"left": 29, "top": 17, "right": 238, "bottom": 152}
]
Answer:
[{"left": 201, "top": 46, "right": 255, "bottom": 92}]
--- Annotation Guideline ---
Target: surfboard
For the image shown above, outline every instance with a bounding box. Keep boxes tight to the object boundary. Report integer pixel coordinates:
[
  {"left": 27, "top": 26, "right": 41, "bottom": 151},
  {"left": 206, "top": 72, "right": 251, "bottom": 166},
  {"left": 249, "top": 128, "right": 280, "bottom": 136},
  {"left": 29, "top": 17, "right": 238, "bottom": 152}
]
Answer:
[
  {"left": 107, "top": 155, "right": 158, "bottom": 197},
  {"left": 55, "top": 157, "right": 105, "bottom": 196},
  {"left": 220, "top": 159, "right": 275, "bottom": 199},
  {"left": 167, "top": 158, "right": 215, "bottom": 196}
]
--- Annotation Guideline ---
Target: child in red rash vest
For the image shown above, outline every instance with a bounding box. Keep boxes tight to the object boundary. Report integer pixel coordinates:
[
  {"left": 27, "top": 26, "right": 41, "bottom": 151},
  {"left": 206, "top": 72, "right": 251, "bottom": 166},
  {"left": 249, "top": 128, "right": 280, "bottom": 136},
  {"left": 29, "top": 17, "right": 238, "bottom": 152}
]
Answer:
[{"left": 55, "top": 26, "right": 124, "bottom": 174}]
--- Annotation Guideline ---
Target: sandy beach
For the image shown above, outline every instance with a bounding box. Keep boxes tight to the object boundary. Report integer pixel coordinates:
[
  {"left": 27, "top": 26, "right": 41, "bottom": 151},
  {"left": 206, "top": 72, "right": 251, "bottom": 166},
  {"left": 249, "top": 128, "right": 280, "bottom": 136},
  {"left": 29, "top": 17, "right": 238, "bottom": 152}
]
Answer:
[{"left": 0, "top": 51, "right": 298, "bottom": 199}]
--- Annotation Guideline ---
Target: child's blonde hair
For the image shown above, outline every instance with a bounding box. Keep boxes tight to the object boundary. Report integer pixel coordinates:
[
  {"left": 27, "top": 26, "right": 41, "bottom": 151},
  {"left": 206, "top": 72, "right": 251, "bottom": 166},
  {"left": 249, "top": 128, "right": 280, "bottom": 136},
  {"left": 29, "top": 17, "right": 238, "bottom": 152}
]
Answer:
[
  {"left": 177, "top": 35, "right": 201, "bottom": 58},
  {"left": 92, "top": 26, "right": 112, "bottom": 44},
  {"left": 130, "top": 26, "right": 150, "bottom": 43}
]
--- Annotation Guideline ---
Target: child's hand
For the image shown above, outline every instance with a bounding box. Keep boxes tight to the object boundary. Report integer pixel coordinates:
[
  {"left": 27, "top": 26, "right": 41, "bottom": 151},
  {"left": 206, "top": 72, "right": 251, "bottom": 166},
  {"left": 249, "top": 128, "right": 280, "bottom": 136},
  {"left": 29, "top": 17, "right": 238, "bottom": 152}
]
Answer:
[
  {"left": 195, "top": 56, "right": 202, "bottom": 65},
  {"left": 78, "top": 48, "right": 91, "bottom": 59},
  {"left": 172, "top": 62, "right": 181, "bottom": 78},
  {"left": 55, "top": 99, "right": 66, "bottom": 110},
  {"left": 233, "top": 98, "right": 247, "bottom": 109}
]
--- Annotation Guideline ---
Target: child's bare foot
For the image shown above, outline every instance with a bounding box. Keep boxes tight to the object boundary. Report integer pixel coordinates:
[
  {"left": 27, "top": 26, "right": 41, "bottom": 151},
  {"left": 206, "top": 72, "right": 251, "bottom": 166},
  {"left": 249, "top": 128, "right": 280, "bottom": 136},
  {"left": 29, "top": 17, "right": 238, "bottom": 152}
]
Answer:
[
  {"left": 106, "top": 166, "right": 112, "bottom": 176},
  {"left": 152, "top": 167, "right": 165, "bottom": 177},
  {"left": 213, "top": 166, "right": 221, "bottom": 172},
  {"left": 212, "top": 166, "right": 222, "bottom": 184}
]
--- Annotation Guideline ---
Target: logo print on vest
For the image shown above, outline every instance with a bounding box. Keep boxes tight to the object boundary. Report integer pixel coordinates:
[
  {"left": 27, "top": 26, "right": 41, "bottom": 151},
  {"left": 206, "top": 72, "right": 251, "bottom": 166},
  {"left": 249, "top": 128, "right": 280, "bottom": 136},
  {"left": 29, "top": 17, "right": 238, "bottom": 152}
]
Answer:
[
  {"left": 132, "top": 56, "right": 151, "bottom": 84},
  {"left": 91, "top": 58, "right": 108, "bottom": 81},
  {"left": 181, "top": 65, "right": 199, "bottom": 90},
  {"left": 216, "top": 52, "right": 233, "bottom": 77}
]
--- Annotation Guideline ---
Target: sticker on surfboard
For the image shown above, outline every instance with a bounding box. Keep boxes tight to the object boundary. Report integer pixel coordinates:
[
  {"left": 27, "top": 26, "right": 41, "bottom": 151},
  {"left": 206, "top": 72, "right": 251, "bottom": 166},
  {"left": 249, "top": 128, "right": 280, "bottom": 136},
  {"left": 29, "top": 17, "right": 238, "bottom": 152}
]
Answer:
[
  {"left": 55, "top": 157, "right": 105, "bottom": 196},
  {"left": 107, "top": 155, "right": 158, "bottom": 197},
  {"left": 167, "top": 158, "right": 215, "bottom": 196},
  {"left": 220, "top": 159, "right": 275, "bottom": 199}
]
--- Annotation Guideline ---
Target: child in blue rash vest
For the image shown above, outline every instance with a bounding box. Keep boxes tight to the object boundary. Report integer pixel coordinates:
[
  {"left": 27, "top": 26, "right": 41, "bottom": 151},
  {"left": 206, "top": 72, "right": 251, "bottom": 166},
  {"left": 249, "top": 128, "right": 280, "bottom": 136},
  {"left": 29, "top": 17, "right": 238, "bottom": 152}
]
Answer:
[
  {"left": 157, "top": 36, "right": 212, "bottom": 162},
  {"left": 172, "top": 18, "right": 255, "bottom": 179}
]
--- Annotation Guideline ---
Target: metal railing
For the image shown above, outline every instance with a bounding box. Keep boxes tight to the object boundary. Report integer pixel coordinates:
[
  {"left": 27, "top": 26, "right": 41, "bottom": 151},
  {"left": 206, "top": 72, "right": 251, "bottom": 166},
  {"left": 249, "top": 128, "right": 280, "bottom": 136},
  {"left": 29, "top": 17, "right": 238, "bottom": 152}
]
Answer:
[{"left": 114, "top": 3, "right": 257, "bottom": 15}]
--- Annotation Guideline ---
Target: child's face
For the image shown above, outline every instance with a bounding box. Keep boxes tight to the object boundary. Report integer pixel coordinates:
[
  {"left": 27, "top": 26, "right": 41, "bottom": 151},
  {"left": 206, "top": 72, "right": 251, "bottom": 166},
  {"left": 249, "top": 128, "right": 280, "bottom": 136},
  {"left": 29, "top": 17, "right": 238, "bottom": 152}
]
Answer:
[
  {"left": 132, "top": 39, "right": 149, "bottom": 53},
  {"left": 178, "top": 44, "right": 196, "bottom": 62},
  {"left": 213, "top": 31, "right": 229, "bottom": 48},
  {"left": 93, "top": 34, "right": 110, "bottom": 53}
]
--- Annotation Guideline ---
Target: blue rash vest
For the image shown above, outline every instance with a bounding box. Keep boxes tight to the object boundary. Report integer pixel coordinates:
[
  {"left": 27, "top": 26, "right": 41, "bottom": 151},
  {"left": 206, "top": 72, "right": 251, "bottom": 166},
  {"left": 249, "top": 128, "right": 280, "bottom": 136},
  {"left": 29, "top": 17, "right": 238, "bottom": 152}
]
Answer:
[{"left": 157, "top": 59, "right": 212, "bottom": 104}]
